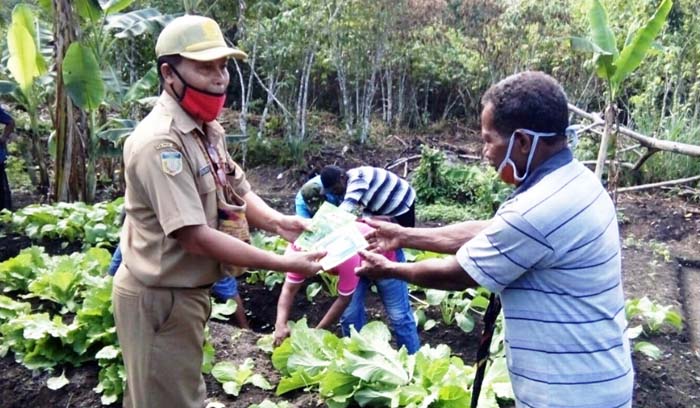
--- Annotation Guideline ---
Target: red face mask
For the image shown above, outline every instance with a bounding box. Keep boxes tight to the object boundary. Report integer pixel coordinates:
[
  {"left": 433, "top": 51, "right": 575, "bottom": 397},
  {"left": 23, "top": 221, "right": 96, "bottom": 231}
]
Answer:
[{"left": 170, "top": 66, "right": 226, "bottom": 122}]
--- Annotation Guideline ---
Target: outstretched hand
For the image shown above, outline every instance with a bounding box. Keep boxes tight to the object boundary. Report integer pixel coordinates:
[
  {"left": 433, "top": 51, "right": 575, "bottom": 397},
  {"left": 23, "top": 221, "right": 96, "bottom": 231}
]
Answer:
[
  {"left": 287, "top": 249, "right": 326, "bottom": 277},
  {"left": 275, "top": 215, "right": 311, "bottom": 242},
  {"left": 355, "top": 249, "right": 396, "bottom": 280},
  {"left": 360, "top": 217, "right": 403, "bottom": 253}
]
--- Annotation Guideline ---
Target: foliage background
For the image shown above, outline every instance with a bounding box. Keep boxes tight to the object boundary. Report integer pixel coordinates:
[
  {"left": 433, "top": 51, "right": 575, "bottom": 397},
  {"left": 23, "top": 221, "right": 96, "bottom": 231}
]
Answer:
[{"left": 1, "top": 0, "right": 699, "bottom": 196}]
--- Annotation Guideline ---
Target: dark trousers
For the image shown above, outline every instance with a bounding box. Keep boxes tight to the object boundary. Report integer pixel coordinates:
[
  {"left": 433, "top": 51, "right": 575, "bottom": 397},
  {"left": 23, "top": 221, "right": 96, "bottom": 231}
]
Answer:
[
  {"left": 393, "top": 202, "right": 415, "bottom": 228},
  {"left": 0, "top": 161, "right": 11, "bottom": 211}
]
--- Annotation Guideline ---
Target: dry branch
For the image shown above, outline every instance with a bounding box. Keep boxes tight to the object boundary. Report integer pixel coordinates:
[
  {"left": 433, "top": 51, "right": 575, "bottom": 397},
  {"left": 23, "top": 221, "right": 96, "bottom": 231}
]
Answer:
[
  {"left": 617, "top": 175, "right": 700, "bottom": 193},
  {"left": 568, "top": 104, "right": 700, "bottom": 157},
  {"left": 386, "top": 154, "right": 422, "bottom": 170}
]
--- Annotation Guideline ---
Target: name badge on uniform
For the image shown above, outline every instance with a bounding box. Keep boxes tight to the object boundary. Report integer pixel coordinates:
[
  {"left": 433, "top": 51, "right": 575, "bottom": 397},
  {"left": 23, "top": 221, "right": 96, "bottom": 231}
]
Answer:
[
  {"left": 198, "top": 164, "right": 212, "bottom": 177},
  {"left": 161, "top": 151, "right": 183, "bottom": 176}
]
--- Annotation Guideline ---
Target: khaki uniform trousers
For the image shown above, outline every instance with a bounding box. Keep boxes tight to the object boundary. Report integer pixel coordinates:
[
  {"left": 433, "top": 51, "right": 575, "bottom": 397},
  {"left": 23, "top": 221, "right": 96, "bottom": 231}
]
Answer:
[{"left": 113, "top": 264, "right": 212, "bottom": 408}]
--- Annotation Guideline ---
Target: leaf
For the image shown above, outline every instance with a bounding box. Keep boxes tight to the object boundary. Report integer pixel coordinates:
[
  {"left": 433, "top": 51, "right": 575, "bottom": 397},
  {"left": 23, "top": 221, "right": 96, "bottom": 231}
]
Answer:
[
  {"left": 10, "top": 4, "right": 47, "bottom": 76},
  {"left": 63, "top": 42, "right": 105, "bottom": 111},
  {"left": 470, "top": 295, "right": 490, "bottom": 311},
  {"left": 627, "top": 325, "right": 643, "bottom": 339},
  {"left": 0, "top": 81, "right": 18, "bottom": 95},
  {"left": 74, "top": 0, "right": 103, "bottom": 22},
  {"left": 570, "top": 36, "right": 612, "bottom": 55},
  {"left": 664, "top": 310, "right": 683, "bottom": 331},
  {"left": 201, "top": 340, "right": 215, "bottom": 374},
  {"left": 101, "top": 0, "right": 135, "bottom": 15},
  {"left": 482, "top": 356, "right": 514, "bottom": 400},
  {"left": 353, "top": 387, "right": 400, "bottom": 407},
  {"left": 345, "top": 352, "right": 409, "bottom": 386},
  {"left": 95, "top": 345, "right": 120, "bottom": 359},
  {"left": 595, "top": 54, "right": 616, "bottom": 80},
  {"left": 211, "top": 361, "right": 242, "bottom": 383},
  {"left": 105, "top": 8, "right": 172, "bottom": 39},
  {"left": 306, "top": 282, "right": 322, "bottom": 301},
  {"left": 222, "top": 381, "right": 242, "bottom": 396},
  {"left": 611, "top": 0, "right": 673, "bottom": 87},
  {"left": 589, "top": 0, "right": 619, "bottom": 57},
  {"left": 7, "top": 11, "right": 40, "bottom": 93},
  {"left": 634, "top": 341, "right": 662, "bottom": 360},
  {"left": 276, "top": 369, "right": 320, "bottom": 395},
  {"left": 123, "top": 66, "right": 158, "bottom": 102},
  {"left": 47, "top": 370, "right": 70, "bottom": 390},
  {"left": 437, "top": 384, "right": 472, "bottom": 407},
  {"left": 248, "top": 373, "right": 273, "bottom": 390},
  {"left": 455, "top": 312, "right": 475, "bottom": 333},
  {"left": 21, "top": 313, "right": 71, "bottom": 339},
  {"left": 425, "top": 289, "right": 448, "bottom": 306},
  {"left": 256, "top": 334, "right": 275, "bottom": 353},
  {"left": 210, "top": 299, "right": 237, "bottom": 321},
  {"left": 318, "top": 369, "right": 358, "bottom": 399}
]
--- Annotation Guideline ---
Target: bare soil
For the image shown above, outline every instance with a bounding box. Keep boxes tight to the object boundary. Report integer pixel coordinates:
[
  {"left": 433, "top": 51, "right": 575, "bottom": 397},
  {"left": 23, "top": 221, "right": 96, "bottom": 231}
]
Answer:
[{"left": 0, "top": 126, "right": 699, "bottom": 407}]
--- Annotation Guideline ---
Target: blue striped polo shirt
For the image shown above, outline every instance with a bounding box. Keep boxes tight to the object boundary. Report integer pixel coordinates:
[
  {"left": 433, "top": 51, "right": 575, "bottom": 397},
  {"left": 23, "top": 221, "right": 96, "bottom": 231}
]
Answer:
[
  {"left": 456, "top": 149, "right": 633, "bottom": 408},
  {"left": 339, "top": 167, "right": 415, "bottom": 217}
]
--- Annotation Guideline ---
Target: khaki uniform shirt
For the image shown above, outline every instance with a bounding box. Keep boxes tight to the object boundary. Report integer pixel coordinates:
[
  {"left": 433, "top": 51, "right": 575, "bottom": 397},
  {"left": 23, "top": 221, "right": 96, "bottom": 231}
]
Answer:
[{"left": 119, "top": 92, "right": 250, "bottom": 288}]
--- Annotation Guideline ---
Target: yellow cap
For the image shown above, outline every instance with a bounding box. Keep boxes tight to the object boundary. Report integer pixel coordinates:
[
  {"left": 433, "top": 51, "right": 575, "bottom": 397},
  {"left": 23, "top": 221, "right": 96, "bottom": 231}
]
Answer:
[{"left": 155, "top": 15, "right": 247, "bottom": 61}]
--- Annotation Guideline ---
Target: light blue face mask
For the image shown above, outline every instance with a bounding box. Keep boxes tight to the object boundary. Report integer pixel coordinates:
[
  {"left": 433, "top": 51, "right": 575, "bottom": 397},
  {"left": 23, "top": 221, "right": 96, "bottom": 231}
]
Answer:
[{"left": 496, "top": 126, "right": 579, "bottom": 183}]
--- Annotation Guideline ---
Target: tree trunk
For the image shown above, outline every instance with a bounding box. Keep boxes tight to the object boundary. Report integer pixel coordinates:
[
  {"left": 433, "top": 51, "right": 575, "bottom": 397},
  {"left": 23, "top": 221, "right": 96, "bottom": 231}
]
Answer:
[
  {"left": 237, "top": 0, "right": 247, "bottom": 40},
  {"left": 258, "top": 72, "right": 278, "bottom": 138},
  {"left": 336, "top": 57, "right": 352, "bottom": 133},
  {"left": 385, "top": 68, "right": 393, "bottom": 125},
  {"left": 359, "top": 42, "right": 385, "bottom": 143},
  {"left": 300, "top": 51, "right": 315, "bottom": 141},
  {"left": 233, "top": 58, "right": 247, "bottom": 136},
  {"left": 379, "top": 70, "right": 387, "bottom": 123},
  {"left": 441, "top": 91, "right": 457, "bottom": 121},
  {"left": 53, "top": 0, "right": 87, "bottom": 202},
  {"left": 422, "top": 79, "right": 430, "bottom": 125},
  {"left": 594, "top": 104, "right": 616, "bottom": 180},
  {"left": 396, "top": 70, "right": 406, "bottom": 128}
]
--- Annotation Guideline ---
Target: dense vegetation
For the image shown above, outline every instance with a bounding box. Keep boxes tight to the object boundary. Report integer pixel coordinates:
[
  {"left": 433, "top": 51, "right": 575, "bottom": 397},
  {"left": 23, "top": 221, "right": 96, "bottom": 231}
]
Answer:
[
  {"left": 0, "top": 0, "right": 697, "bottom": 406},
  {"left": 1, "top": 0, "right": 699, "bottom": 203}
]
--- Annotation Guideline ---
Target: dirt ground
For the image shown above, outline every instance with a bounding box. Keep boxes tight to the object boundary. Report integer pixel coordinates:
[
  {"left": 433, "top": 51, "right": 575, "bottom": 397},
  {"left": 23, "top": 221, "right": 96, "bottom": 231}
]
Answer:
[{"left": 1, "top": 125, "right": 699, "bottom": 406}]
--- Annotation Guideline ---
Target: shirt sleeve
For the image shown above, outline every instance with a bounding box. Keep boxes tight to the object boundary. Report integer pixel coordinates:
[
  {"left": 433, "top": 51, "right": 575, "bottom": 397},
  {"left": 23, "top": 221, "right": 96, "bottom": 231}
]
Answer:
[
  {"left": 455, "top": 211, "right": 554, "bottom": 293},
  {"left": 129, "top": 141, "right": 207, "bottom": 236},
  {"left": 295, "top": 191, "right": 313, "bottom": 218},
  {"left": 339, "top": 173, "right": 369, "bottom": 213},
  {"left": 0, "top": 108, "right": 13, "bottom": 125}
]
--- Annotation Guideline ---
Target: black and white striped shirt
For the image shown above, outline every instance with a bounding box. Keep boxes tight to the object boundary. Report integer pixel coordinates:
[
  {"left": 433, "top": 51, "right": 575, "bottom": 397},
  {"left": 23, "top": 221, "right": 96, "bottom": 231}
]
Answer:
[{"left": 338, "top": 166, "right": 415, "bottom": 217}]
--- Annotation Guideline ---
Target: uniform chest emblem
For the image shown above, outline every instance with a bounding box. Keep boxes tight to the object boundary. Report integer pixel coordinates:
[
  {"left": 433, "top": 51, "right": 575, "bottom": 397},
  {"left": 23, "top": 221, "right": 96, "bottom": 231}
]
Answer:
[{"left": 161, "top": 151, "right": 183, "bottom": 176}]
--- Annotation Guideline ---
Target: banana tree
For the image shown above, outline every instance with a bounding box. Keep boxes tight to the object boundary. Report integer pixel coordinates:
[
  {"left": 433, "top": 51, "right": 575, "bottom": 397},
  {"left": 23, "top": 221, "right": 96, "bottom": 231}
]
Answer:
[
  {"left": 57, "top": 2, "right": 170, "bottom": 202},
  {"left": 62, "top": 42, "right": 106, "bottom": 203},
  {"left": 571, "top": 0, "right": 673, "bottom": 191},
  {"left": 5, "top": 3, "right": 51, "bottom": 193}
]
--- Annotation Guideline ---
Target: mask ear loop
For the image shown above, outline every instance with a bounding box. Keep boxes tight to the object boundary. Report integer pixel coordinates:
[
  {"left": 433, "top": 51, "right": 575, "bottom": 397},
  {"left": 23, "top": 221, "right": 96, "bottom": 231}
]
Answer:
[
  {"left": 513, "top": 132, "right": 541, "bottom": 182},
  {"left": 167, "top": 65, "right": 189, "bottom": 101},
  {"left": 565, "top": 124, "right": 582, "bottom": 150},
  {"left": 496, "top": 132, "right": 518, "bottom": 175}
]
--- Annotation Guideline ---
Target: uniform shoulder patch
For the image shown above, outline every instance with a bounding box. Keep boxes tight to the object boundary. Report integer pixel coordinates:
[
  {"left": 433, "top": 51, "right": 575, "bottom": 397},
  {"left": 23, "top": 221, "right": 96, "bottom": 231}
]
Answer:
[
  {"left": 161, "top": 151, "right": 183, "bottom": 176},
  {"left": 154, "top": 142, "right": 176, "bottom": 150}
]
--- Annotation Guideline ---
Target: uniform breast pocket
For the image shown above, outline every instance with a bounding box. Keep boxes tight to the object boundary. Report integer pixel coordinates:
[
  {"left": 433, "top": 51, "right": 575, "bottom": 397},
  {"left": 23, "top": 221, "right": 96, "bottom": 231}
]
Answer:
[
  {"left": 196, "top": 174, "right": 218, "bottom": 227},
  {"left": 196, "top": 173, "right": 216, "bottom": 196}
]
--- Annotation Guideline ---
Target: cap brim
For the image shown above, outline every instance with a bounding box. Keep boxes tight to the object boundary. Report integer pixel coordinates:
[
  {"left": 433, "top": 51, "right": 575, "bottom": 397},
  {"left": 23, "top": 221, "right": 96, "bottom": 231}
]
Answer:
[{"left": 180, "top": 47, "right": 247, "bottom": 61}]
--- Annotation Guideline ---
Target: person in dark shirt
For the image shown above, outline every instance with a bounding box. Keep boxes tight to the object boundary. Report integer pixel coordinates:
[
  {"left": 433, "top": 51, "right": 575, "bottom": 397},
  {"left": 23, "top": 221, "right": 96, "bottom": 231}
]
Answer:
[{"left": 0, "top": 106, "right": 16, "bottom": 211}]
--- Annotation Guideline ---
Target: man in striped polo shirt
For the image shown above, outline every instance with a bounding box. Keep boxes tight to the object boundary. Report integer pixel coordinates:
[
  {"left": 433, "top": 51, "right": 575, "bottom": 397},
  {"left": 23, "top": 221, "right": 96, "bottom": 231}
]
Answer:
[
  {"left": 356, "top": 71, "right": 633, "bottom": 407},
  {"left": 320, "top": 165, "right": 420, "bottom": 353}
]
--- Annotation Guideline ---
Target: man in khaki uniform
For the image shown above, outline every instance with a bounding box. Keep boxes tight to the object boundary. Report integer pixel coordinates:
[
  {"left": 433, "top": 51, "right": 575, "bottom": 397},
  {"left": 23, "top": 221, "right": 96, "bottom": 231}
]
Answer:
[{"left": 113, "top": 15, "right": 323, "bottom": 408}]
